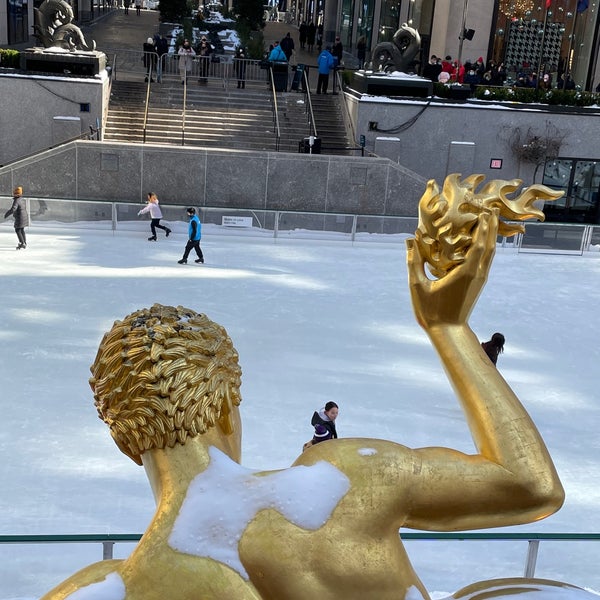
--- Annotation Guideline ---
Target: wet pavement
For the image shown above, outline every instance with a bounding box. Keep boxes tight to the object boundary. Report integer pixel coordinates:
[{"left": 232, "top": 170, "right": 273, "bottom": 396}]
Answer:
[{"left": 82, "top": 7, "right": 161, "bottom": 52}]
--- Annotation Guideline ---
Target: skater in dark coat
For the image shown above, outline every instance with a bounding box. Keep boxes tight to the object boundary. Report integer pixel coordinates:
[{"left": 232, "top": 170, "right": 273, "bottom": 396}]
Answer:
[
  {"left": 311, "top": 400, "right": 339, "bottom": 439},
  {"left": 481, "top": 332, "right": 505, "bottom": 366},
  {"left": 4, "top": 186, "right": 30, "bottom": 249}
]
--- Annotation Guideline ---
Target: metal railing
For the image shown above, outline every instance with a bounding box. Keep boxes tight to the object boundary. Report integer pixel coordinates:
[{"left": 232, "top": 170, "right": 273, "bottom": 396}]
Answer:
[
  {"left": 141, "top": 59, "right": 154, "bottom": 143},
  {"left": 2, "top": 197, "right": 600, "bottom": 252},
  {"left": 106, "top": 48, "right": 270, "bottom": 87},
  {"left": 268, "top": 65, "right": 281, "bottom": 151},
  {"left": 303, "top": 67, "right": 318, "bottom": 138},
  {"left": 1, "top": 532, "right": 599, "bottom": 579}
]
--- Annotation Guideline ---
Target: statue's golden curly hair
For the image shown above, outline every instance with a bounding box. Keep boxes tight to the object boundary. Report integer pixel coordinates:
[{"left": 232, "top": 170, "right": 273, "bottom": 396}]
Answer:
[{"left": 89, "top": 304, "right": 242, "bottom": 465}]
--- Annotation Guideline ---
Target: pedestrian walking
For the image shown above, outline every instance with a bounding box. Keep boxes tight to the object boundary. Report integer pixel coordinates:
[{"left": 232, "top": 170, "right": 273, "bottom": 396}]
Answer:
[
  {"left": 178, "top": 39, "right": 196, "bottom": 84},
  {"left": 178, "top": 207, "right": 204, "bottom": 264},
  {"left": 138, "top": 192, "right": 171, "bottom": 241},
  {"left": 356, "top": 35, "right": 367, "bottom": 67},
  {"left": 234, "top": 46, "right": 247, "bottom": 88},
  {"left": 299, "top": 21, "right": 307, "bottom": 49},
  {"left": 4, "top": 186, "right": 29, "bottom": 250},
  {"left": 306, "top": 21, "right": 316, "bottom": 52},
  {"left": 155, "top": 34, "right": 168, "bottom": 83},
  {"left": 143, "top": 37, "right": 156, "bottom": 82},
  {"left": 280, "top": 32, "right": 295, "bottom": 61},
  {"left": 197, "top": 36, "right": 212, "bottom": 83},
  {"left": 316, "top": 45, "right": 335, "bottom": 94},
  {"left": 135, "top": 0, "right": 141, "bottom": 15}
]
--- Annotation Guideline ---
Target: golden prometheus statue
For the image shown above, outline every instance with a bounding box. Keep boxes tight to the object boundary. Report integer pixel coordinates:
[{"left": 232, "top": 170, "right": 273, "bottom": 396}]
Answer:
[{"left": 42, "top": 175, "right": 593, "bottom": 600}]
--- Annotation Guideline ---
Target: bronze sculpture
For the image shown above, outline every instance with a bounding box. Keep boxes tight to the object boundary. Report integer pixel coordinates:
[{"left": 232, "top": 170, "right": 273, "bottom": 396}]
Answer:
[
  {"left": 371, "top": 23, "right": 421, "bottom": 73},
  {"left": 43, "top": 175, "right": 592, "bottom": 600},
  {"left": 33, "top": 0, "right": 96, "bottom": 51}
]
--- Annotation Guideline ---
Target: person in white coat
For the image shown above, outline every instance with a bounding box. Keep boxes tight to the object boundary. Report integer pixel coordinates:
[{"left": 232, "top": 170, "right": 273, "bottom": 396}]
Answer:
[
  {"left": 138, "top": 192, "right": 171, "bottom": 241},
  {"left": 178, "top": 39, "right": 196, "bottom": 84}
]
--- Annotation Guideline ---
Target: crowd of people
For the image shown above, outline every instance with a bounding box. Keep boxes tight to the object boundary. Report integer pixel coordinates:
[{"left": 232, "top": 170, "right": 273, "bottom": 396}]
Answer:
[{"left": 422, "top": 53, "right": 577, "bottom": 93}]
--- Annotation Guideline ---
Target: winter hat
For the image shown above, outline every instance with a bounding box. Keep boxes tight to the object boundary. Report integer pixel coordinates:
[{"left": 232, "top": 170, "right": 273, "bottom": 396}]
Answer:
[
  {"left": 312, "top": 424, "right": 332, "bottom": 444},
  {"left": 147, "top": 37, "right": 154, "bottom": 45},
  {"left": 13, "top": 186, "right": 22, "bottom": 196}
]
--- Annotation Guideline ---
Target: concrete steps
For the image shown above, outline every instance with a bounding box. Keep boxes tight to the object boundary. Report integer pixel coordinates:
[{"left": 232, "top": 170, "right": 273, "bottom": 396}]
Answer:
[{"left": 104, "top": 78, "right": 351, "bottom": 154}]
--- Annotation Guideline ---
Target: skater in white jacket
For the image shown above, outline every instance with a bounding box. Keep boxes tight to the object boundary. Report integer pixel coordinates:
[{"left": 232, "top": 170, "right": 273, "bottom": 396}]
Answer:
[{"left": 138, "top": 192, "right": 171, "bottom": 241}]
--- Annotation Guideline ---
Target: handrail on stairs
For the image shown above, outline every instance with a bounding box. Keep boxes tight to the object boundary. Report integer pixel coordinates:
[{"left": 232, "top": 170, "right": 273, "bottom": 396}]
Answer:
[
  {"left": 269, "top": 66, "right": 281, "bottom": 151},
  {"left": 334, "top": 69, "right": 356, "bottom": 145},
  {"left": 303, "top": 68, "right": 318, "bottom": 139},
  {"left": 182, "top": 71, "right": 188, "bottom": 146},
  {"left": 141, "top": 61, "right": 155, "bottom": 144}
]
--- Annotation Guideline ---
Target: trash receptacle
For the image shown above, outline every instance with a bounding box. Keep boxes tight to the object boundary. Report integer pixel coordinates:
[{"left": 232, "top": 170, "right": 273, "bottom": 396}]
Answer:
[
  {"left": 301, "top": 136, "right": 321, "bottom": 154},
  {"left": 272, "top": 61, "right": 289, "bottom": 91}
]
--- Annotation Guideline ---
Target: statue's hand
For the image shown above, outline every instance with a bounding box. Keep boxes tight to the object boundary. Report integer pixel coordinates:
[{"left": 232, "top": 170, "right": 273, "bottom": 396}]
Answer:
[{"left": 406, "top": 208, "right": 498, "bottom": 329}]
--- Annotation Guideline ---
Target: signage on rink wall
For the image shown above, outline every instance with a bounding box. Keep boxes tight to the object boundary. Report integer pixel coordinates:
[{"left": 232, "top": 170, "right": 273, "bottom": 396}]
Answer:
[{"left": 222, "top": 216, "right": 253, "bottom": 227}]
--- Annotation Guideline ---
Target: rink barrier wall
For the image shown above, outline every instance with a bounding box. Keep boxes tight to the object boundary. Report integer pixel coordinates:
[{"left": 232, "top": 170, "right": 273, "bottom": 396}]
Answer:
[
  {"left": 0, "top": 139, "right": 427, "bottom": 217},
  {"left": 1, "top": 532, "right": 600, "bottom": 579},
  {"left": 1, "top": 196, "right": 600, "bottom": 252}
]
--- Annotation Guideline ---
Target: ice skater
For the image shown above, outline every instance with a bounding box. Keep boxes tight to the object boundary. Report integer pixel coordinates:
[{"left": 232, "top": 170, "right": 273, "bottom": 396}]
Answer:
[
  {"left": 138, "top": 192, "right": 171, "bottom": 241},
  {"left": 481, "top": 332, "right": 505, "bottom": 366},
  {"left": 4, "top": 186, "right": 29, "bottom": 249},
  {"left": 178, "top": 207, "right": 204, "bottom": 264}
]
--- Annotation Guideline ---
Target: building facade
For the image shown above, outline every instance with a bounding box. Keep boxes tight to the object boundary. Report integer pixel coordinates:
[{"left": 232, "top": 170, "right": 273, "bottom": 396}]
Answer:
[{"left": 291, "top": 0, "right": 600, "bottom": 91}]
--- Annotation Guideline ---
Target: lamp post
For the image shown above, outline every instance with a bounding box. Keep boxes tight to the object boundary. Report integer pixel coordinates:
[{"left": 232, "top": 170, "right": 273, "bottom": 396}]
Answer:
[
  {"left": 536, "top": 4, "right": 550, "bottom": 88},
  {"left": 457, "top": 0, "right": 469, "bottom": 76}
]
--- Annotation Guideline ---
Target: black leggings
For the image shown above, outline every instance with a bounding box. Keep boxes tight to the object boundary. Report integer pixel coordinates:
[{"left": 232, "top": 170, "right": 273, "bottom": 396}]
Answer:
[
  {"left": 15, "top": 228, "right": 26, "bottom": 245},
  {"left": 151, "top": 219, "right": 168, "bottom": 236}
]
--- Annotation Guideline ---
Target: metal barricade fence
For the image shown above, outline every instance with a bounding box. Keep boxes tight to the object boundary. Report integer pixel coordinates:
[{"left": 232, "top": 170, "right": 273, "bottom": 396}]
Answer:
[{"left": 107, "top": 48, "right": 270, "bottom": 85}]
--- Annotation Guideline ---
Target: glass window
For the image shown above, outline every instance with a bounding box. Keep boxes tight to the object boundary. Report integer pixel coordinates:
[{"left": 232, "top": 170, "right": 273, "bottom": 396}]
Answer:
[
  {"left": 543, "top": 158, "right": 600, "bottom": 223},
  {"left": 339, "top": 0, "right": 354, "bottom": 47},
  {"left": 378, "top": 0, "right": 400, "bottom": 44},
  {"left": 357, "top": 0, "right": 375, "bottom": 49}
]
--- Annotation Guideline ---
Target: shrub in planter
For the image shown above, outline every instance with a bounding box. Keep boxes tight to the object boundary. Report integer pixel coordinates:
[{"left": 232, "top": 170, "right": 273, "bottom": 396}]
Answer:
[{"left": 0, "top": 49, "right": 20, "bottom": 68}]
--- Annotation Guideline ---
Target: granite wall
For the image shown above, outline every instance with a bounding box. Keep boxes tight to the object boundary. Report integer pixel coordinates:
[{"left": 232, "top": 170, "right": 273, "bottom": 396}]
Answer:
[
  {"left": 0, "top": 141, "right": 429, "bottom": 217},
  {"left": 0, "top": 71, "right": 109, "bottom": 166},
  {"left": 346, "top": 93, "right": 600, "bottom": 187}
]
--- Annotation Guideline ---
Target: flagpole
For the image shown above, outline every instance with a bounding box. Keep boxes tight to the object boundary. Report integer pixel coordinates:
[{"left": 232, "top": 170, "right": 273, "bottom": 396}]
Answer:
[
  {"left": 536, "top": 2, "right": 550, "bottom": 88},
  {"left": 457, "top": 0, "right": 469, "bottom": 79}
]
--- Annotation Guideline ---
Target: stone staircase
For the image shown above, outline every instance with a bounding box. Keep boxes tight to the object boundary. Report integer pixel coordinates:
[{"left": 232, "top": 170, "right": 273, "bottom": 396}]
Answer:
[{"left": 104, "top": 78, "right": 351, "bottom": 154}]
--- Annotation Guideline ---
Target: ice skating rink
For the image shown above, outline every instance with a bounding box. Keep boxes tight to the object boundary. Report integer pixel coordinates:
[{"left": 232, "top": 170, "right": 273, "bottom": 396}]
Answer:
[{"left": 1, "top": 224, "right": 600, "bottom": 598}]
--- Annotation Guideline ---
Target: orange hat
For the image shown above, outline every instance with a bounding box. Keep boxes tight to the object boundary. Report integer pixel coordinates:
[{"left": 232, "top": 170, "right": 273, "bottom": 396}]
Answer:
[{"left": 13, "top": 186, "right": 22, "bottom": 196}]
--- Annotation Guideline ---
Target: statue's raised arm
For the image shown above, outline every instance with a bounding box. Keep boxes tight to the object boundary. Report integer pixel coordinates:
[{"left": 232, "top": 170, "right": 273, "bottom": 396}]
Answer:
[{"left": 403, "top": 174, "right": 565, "bottom": 530}]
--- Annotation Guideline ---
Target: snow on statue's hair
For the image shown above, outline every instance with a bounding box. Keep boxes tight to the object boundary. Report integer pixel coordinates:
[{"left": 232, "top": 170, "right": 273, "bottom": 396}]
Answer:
[{"left": 89, "top": 304, "right": 242, "bottom": 465}]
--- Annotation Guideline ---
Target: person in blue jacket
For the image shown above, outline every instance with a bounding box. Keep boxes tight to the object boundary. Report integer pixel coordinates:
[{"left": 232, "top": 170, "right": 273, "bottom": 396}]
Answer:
[
  {"left": 316, "top": 45, "right": 335, "bottom": 94},
  {"left": 268, "top": 41, "right": 287, "bottom": 62},
  {"left": 178, "top": 207, "right": 204, "bottom": 264}
]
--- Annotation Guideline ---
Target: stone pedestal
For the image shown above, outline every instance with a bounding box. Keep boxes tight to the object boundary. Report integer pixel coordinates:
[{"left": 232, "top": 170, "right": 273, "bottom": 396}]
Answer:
[
  {"left": 21, "top": 48, "right": 107, "bottom": 76},
  {"left": 350, "top": 71, "right": 432, "bottom": 98}
]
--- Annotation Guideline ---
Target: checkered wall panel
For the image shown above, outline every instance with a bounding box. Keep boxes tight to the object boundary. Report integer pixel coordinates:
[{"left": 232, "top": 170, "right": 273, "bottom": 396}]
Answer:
[{"left": 504, "top": 20, "right": 564, "bottom": 71}]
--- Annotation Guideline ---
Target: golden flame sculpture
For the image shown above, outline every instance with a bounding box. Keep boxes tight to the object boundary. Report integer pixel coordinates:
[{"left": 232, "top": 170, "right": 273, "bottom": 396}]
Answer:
[{"left": 42, "top": 175, "right": 592, "bottom": 600}]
